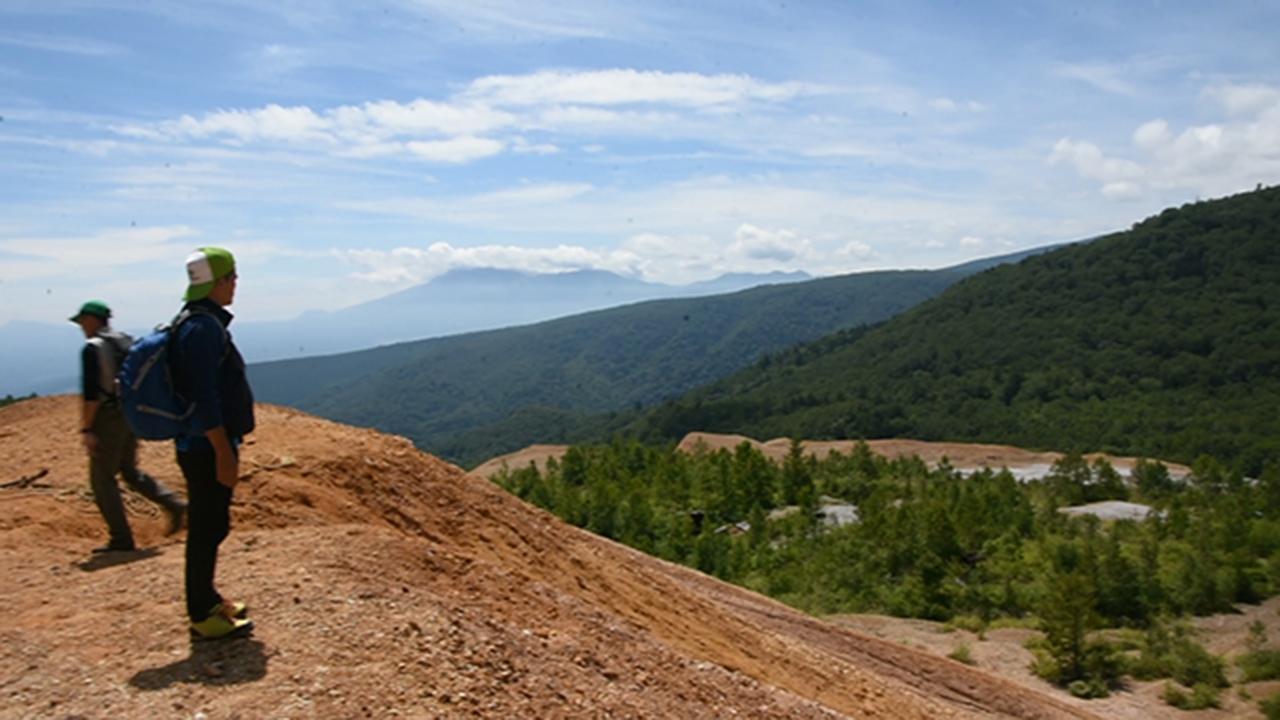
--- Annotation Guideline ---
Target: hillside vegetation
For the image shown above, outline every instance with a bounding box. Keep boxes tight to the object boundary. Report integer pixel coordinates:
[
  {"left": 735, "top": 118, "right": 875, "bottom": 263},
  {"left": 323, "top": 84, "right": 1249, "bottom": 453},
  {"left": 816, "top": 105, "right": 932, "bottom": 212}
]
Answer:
[
  {"left": 496, "top": 436, "right": 1280, "bottom": 704},
  {"left": 251, "top": 258, "right": 1034, "bottom": 466},
  {"left": 632, "top": 186, "right": 1280, "bottom": 475}
]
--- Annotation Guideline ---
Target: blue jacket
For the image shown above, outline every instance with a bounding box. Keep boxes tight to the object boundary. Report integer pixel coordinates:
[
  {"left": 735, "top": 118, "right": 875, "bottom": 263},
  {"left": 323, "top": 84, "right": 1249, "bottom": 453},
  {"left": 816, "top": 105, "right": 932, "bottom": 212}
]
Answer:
[{"left": 173, "top": 300, "right": 255, "bottom": 452}]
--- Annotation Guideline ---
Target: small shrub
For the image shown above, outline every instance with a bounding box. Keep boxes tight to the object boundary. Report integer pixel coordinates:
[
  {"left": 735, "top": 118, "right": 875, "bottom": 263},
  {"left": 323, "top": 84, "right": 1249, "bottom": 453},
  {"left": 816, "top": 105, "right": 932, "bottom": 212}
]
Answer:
[
  {"left": 948, "top": 643, "right": 975, "bottom": 665},
  {"left": 1162, "top": 682, "right": 1221, "bottom": 710},
  {"left": 988, "top": 616, "right": 1041, "bottom": 631},
  {"left": 1261, "top": 692, "right": 1280, "bottom": 720},
  {"left": 1238, "top": 649, "right": 1280, "bottom": 682},
  {"left": 1067, "top": 678, "right": 1110, "bottom": 699},
  {"left": 1129, "top": 620, "right": 1227, "bottom": 688},
  {"left": 1102, "top": 627, "right": 1144, "bottom": 652},
  {"left": 945, "top": 615, "right": 986, "bottom": 634},
  {"left": 1028, "top": 637, "right": 1120, "bottom": 697}
]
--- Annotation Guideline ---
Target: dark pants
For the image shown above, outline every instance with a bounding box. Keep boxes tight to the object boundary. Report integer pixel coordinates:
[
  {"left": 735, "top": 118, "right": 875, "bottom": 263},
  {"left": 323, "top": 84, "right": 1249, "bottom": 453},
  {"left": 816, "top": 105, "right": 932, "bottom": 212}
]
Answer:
[
  {"left": 176, "top": 446, "right": 233, "bottom": 622},
  {"left": 89, "top": 404, "right": 183, "bottom": 547}
]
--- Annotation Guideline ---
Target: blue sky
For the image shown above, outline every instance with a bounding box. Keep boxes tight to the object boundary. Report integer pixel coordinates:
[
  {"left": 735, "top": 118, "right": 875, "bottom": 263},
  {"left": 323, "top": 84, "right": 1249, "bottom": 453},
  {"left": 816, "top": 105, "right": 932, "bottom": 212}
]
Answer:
[{"left": 2, "top": 0, "right": 1278, "bottom": 326}]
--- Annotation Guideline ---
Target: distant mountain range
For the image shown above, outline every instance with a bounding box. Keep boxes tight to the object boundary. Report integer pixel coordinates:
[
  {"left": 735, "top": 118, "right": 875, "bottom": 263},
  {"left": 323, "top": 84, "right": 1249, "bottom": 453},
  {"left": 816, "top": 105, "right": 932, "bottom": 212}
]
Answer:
[
  {"left": 623, "top": 186, "right": 1280, "bottom": 475},
  {"left": 0, "top": 269, "right": 809, "bottom": 396},
  {"left": 0, "top": 321, "right": 85, "bottom": 397},
  {"left": 249, "top": 247, "right": 1054, "bottom": 466},
  {"left": 231, "top": 268, "right": 812, "bottom": 362}
]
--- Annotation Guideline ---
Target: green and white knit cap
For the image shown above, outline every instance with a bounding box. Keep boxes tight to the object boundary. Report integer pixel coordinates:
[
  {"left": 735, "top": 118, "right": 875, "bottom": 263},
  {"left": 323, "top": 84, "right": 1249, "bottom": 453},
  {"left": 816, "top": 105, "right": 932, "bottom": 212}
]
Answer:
[{"left": 184, "top": 247, "right": 236, "bottom": 301}]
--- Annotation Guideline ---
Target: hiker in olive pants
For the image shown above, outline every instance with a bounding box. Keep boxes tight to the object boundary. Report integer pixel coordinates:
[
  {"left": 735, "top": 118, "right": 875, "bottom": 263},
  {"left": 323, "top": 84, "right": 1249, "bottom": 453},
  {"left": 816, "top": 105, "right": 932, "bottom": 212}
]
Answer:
[{"left": 73, "top": 300, "right": 186, "bottom": 553}]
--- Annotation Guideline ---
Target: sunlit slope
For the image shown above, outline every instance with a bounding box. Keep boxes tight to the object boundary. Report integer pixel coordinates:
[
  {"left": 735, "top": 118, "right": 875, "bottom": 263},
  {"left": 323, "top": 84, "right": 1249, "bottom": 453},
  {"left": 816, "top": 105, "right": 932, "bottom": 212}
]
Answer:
[
  {"left": 632, "top": 186, "right": 1280, "bottom": 473},
  {"left": 0, "top": 396, "right": 1096, "bottom": 719}
]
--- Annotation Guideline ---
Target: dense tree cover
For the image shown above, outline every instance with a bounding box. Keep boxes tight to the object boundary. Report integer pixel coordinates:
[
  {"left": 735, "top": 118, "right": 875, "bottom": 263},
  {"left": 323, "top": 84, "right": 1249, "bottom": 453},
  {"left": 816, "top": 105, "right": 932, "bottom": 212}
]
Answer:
[
  {"left": 497, "top": 440, "right": 1280, "bottom": 622},
  {"left": 627, "top": 186, "right": 1280, "bottom": 476},
  {"left": 495, "top": 439, "right": 1280, "bottom": 698},
  {"left": 251, "top": 261, "right": 1010, "bottom": 466}
]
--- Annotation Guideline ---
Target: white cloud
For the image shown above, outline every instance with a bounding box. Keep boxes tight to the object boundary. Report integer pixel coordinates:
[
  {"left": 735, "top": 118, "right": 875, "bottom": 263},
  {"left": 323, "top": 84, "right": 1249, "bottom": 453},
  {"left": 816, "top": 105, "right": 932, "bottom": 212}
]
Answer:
[
  {"left": 1049, "top": 138, "right": 1145, "bottom": 183},
  {"left": 1101, "top": 181, "right": 1143, "bottom": 200},
  {"left": 109, "top": 68, "right": 819, "bottom": 165},
  {"left": 0, "top": 225, "right": 198, "bottom": 279},
  {"left": 729, "top": 223, "right": 812, "bottom": 263},
  {"left": 336, "top": 241, "right": 642, "bottom": 284},
  {"left": 336, "top": 99, "right": 515, "bottom": 136},
  {"left": 1053, "top": 62, "right": 1138, "bottom": 96},
  {"left": 959, "top": 236, "right": 985, "bottom": 249},
  {"left": 167, "top": 104, "right": 334, "bottom": 144},
  {"left": 406, "top": 136, "right": 505, "bottom": 163},
  {"left": 1204, "top": 83, "right": 1280, "bottom": 117},
  {"left": 464, "top": 69, "right": 815, "bottom": 107},
  {"left": 835, "top": 240, "right": 874, "bottom": 261},
  {"left": 532, "top": 105, "right": 678, "bottom": 134},
  {"left": 1052, "top": 82, "right": 1280, "bottom": 199},
  {"left": 336, "top": 220, "right": 842, "bottom": 288},
  {"left": 511, "top": 137, "right": 560, "bottom": 154},
  {"left": 1133, "top": 119, "right": 1171, "bottom": 150},
  {"left": 929, "top": 97, "right": 985, "bottom": 113}
]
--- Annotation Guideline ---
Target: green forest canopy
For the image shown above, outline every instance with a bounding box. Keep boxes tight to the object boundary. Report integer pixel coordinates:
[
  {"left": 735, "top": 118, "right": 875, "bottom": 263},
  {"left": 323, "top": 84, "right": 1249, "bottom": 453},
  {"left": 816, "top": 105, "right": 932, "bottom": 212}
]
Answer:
[
  {"left": 628, "top": 185, "right": 1280, "bottom": 476},
  {"left": 496, "top": 437, "right": 1280, "bottom": 700}
]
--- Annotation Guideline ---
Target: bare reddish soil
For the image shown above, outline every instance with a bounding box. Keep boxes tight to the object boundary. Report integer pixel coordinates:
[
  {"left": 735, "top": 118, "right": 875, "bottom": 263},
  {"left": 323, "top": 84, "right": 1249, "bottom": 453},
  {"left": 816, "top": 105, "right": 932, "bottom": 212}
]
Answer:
[{"left": 3, "top": 397, "right": 1106, "bottom": 718}]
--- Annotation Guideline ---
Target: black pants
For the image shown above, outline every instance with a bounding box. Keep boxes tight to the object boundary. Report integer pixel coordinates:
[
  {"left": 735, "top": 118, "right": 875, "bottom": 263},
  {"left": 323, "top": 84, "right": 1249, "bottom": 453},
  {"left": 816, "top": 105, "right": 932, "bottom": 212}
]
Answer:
[{"left": 176, "top": 446, "right": 233, "bottom": 622}]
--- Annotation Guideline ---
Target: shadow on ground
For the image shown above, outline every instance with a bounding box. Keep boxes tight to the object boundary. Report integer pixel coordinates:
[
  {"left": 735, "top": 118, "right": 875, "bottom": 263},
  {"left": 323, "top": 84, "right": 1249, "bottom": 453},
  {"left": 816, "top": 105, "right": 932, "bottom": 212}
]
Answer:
[
  {"left": 75, "top": 547, "right": 162, "bottom": 572},
  {"left": 129, "top": 636, "right": 269, "bottom": 690}
]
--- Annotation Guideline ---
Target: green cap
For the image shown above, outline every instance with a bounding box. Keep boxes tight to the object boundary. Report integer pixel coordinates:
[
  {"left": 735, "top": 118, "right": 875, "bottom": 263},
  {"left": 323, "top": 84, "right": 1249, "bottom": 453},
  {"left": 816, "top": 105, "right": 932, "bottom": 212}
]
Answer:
[
  {"left": 184, "top": 246, "right": 236, "bottom": 301},
  {"left": 69, "top": 300, "right": 111, "bottom": 323}
]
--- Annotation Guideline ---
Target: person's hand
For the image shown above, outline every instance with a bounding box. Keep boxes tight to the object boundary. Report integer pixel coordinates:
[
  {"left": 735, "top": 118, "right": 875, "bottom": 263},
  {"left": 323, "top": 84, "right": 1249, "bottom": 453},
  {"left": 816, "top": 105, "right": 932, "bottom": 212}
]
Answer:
[
  {"left": 81, "top": 431, "right": 98, "bottom": 457},
  {"left": 215, "top": 449, "right": 239, "bottom": 489}
]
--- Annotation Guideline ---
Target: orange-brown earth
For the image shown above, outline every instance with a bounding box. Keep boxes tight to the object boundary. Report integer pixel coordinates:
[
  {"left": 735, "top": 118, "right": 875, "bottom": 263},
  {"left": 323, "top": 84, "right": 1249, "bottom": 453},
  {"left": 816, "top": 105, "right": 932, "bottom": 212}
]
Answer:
[{"left": 0, "top": 396, "right": 1109, "bottom": 719}]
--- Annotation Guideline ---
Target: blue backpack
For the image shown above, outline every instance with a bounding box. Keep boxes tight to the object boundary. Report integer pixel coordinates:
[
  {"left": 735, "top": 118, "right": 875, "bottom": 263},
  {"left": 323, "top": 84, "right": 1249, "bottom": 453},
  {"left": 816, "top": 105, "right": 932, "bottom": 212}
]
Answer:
[{"left": 117, "top": 308, "right": 227, "bottom": 440}]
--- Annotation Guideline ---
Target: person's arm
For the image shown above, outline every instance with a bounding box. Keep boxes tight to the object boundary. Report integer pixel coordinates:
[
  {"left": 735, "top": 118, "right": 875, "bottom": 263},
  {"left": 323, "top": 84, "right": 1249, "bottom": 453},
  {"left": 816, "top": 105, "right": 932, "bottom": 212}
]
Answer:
[
  {"left": 205, "top": 425, "right": 239, "bottom": 488},
  {"left": 80, "top": 344, "right": 101, "bottom": 455},
  {"left": 179, "top": 315, "right": 237, "bottom": 487}
]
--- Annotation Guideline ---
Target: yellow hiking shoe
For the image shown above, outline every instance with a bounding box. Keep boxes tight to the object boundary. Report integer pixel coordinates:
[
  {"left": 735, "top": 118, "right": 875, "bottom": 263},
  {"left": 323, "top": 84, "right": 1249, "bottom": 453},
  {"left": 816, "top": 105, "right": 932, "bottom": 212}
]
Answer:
[
  {"left": 190, "top": 612, "right": 253, "bottom": 640},
  {"left": 216, "top": 600, "right": 248, "bottom": 619}
]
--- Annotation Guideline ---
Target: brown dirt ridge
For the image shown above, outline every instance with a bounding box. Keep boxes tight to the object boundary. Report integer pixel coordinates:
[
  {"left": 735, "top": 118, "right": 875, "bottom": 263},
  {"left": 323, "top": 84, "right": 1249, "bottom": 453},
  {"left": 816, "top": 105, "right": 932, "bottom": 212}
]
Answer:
[
  {"left": 471, "top": 432, "right": 1193, "bottom": 480},
  {"left": 3, "top": 397, "right": 1098, "bottom": 719}
]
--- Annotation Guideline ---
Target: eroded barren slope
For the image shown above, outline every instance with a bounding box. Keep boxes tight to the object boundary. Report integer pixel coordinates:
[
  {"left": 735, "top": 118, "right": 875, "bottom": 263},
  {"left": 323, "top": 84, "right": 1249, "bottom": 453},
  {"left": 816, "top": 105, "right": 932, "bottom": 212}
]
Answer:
[{"left": 1, "top": 397, "right": 1095, "bottom": 719}]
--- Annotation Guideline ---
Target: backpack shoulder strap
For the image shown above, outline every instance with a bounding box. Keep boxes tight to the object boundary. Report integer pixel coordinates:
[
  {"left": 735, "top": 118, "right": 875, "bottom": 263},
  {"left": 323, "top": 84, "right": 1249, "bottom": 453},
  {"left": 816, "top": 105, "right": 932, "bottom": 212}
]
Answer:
[
  {"left": 167, "top": 307, "right": 231, "bottom": 371},
  {"left": 86, "top": 335, "right": 122, "bottom": 398}
]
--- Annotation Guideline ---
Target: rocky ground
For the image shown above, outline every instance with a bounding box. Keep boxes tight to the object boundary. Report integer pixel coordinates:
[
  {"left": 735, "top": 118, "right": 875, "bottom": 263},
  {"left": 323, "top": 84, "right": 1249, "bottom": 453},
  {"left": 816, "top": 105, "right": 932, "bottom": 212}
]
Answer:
[{"left": 0, "top": 397, "right": 1122, "bottom": 718}]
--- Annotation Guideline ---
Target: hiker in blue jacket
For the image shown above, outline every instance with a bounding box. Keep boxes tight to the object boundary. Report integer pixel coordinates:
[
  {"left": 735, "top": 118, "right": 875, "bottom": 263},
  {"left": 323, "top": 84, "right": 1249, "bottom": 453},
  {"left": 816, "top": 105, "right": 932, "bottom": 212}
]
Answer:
[
  {"left": 72, "top": 300, "right": 186, "bottom": 553},
  {"left": 172, "top": 248, "right": 256, "bottom": 640}
]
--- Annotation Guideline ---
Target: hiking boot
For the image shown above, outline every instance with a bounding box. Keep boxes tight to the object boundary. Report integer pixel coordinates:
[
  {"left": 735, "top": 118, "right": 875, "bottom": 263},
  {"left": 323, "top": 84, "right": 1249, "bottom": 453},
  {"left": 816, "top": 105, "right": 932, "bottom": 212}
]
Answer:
[
  {"left": 215, "top": 600, "right": 249, "bottom": 620},
  {"left": 190, "top": 613, "right": 254, "bottom": 641},
  {"left": 164, "top": 503, "right": 187, "bottom": 536},
  {"left": 91, "top": 541, "right": 136, "bottom": 554}
]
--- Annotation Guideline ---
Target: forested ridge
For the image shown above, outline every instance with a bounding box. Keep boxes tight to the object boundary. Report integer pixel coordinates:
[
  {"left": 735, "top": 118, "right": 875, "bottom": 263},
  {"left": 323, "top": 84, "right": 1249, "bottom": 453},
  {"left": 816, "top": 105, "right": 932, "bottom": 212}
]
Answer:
[
  {"left": 630, "top": 185, "right": 1280, "bottom": 475},
  {"left": 251, "top": 257, "right": 1030, "bottom": 467}
]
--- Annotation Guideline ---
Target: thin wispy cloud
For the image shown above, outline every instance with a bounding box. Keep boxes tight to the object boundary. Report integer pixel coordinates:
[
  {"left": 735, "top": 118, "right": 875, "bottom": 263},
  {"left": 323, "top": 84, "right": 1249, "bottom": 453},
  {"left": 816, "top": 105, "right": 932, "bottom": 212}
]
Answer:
[
  {"left": 0, "top": 31, "right": 126, "bottom": 56},
  {"left": 463, "top": 69, "right": 820, "bottom": 107}
]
